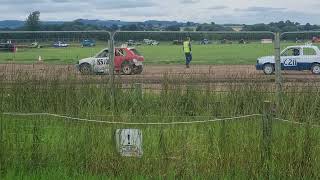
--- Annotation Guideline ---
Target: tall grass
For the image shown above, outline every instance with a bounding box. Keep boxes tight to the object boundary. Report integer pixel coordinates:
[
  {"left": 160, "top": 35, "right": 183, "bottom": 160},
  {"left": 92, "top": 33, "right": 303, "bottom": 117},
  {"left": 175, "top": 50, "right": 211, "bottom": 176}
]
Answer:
[{"left": 1, "top": 72, "right": 320, "bottom": 179}]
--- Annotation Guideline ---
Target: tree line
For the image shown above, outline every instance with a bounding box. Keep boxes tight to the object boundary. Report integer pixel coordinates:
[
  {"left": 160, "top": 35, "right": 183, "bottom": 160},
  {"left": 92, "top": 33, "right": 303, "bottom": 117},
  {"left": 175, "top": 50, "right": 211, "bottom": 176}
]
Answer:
[{"left": 1, "top": 11, "right": 320, "bottom": 33}]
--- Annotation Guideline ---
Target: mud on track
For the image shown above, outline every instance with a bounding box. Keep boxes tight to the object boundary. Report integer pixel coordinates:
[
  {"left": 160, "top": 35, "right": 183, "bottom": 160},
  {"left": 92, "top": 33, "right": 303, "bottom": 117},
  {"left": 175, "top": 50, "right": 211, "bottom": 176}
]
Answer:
[
  {"left": 0, "top": 64, "right": 320, "bottom": 93},
  {"left": 0, "top": 63, "right": 319, "bottom": 82}
]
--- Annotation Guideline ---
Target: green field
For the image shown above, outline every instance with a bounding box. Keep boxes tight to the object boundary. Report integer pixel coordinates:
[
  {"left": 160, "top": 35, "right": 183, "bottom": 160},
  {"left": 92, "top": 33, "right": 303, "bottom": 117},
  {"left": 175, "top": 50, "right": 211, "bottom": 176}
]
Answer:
[{"left": 0, "top": 43, "right": 278, "bottom": 65}]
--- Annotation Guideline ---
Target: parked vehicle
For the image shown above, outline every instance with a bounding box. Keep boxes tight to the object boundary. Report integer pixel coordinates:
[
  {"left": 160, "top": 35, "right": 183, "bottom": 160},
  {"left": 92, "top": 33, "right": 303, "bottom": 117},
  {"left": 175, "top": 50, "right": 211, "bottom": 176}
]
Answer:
[
  {"left": 76, "top": 47, "right": 144, "bottom": 75},
  {"left": 127, "top": 40, "right": 141, "bottom": 46},
  {"left": 239, "top": 39, "right": 247, "bottom": 44},
  {"left": 53, "top": 41, "right": 69, "bottom": 48},
  {"left": 81, "top": 39, "right": 95, "bottom": 47},
  {"left": 127, "top": 40, "right": 135, "bottom": 46},
  {"left": 149, "top": 40, "right": 159, "bottom": 46},
  {"left": 29, "top": 42, "right": 42, "bottom": 48},
  {"left": 312, "top": 37, "right": 320, "bottom": 43},
  {"left": 256, "top": 45, "right": 320, "bottom": 75},
  {"left": 143, "top": 39, "right": 151, "bottom": 44},
  {"left": 0, "top": 43, "right": 16, "bottom": 52},
  {"left": 200, "top": 39, "right": 211, "bottom": 45}
]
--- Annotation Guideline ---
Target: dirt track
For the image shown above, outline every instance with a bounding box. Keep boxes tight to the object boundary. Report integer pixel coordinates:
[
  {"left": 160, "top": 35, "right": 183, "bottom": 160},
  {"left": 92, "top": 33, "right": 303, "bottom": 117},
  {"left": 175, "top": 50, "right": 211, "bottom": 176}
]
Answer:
[{"left": 1, "top": 63, "right": 320, "bottom": 83}]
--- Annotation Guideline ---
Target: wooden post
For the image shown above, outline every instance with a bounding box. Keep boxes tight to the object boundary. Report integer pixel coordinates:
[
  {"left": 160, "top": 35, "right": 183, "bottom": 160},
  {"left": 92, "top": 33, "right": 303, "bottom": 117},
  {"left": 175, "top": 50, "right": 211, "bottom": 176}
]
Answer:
[
  {"left": 32, "top": 119, "right": 40, "bottom": 168},
  {"left": 109, "top": 31, "right": 116, "bottom": 111},
  {"left": 262, "top": 101, "right": 273, "bottom": 178},
  {"left": 216, "top": 101, "right": 226, "bottom": 163},
  {"left": 274, "top": 33, "right": 282, "bottom": 107},
  {"left": 0, "top": 113, "right": 3, "bottom": 174}
]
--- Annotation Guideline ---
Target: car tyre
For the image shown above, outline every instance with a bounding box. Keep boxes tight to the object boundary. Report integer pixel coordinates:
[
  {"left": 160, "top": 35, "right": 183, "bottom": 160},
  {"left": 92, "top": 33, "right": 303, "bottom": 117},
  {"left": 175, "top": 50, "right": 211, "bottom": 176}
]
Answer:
[
  {"left": 263, "top": 64, "right": 274, "bottom": 75},
  {"left": 311, "top": 63, "right": 320, "bottom": 75},
  {"left": 79, "top": 63, "right": 92, "bottom": 75},
  {"left": 122, "top": 63, "right": 133, "bottom": 75}
]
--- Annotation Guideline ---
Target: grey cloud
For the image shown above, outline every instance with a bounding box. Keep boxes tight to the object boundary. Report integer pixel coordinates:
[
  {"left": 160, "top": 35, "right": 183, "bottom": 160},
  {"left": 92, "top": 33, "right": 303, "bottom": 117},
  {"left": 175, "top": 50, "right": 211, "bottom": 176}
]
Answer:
[
  {"left": 206, "top": 6, "right": 228, "bottom": 10},
  {"left": 0, "top": 0, "right": 319, "bottom": 24},
  {"left": 120, "top": 10, "right": 167, "bottom": 17},
  {"left": 1, "top": 0, "right": 156, "bottom": 9},
  {"left": 0, "top": 0, "right": 157, "bottom": 14},
  {"left": 0, "top": 0, "right": 46, "bottom": 4},
  {"left": 94, "top": 0, "right": 156, "bottom": 9},
  {"left": 235, "top": 6, "right": 287, "bottom": 12},
  {"left": 51, "top": 0, "right": 94, "bottom": 3},
  {"left": 214, "top": 9, "right": 319, "bottom": 24},
  {"left": 180, "top": 0, "right": 200, "bottom": 4},
  {"left": 51, "top": 0, "right": 71, "bottom": 2}
]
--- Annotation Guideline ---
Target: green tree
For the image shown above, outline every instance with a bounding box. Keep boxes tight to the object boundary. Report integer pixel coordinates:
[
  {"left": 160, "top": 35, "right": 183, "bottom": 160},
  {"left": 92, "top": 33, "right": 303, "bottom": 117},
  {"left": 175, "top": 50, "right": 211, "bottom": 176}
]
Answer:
[
  {"left": 25, "top": 11, "right": 41, "bottom": 31},
  {"left": 165, "top": 25, "right": 180, "bottom": 31},
  {"left": 110, "top": 24, "right": 119, "bottom": 31}
]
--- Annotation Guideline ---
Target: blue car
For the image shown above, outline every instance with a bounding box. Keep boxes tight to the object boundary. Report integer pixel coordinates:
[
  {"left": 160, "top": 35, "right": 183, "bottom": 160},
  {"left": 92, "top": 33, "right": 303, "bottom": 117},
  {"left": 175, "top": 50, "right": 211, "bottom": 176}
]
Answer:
[{"left": 81, "top": 39, "right": 96, "bottom": 47}]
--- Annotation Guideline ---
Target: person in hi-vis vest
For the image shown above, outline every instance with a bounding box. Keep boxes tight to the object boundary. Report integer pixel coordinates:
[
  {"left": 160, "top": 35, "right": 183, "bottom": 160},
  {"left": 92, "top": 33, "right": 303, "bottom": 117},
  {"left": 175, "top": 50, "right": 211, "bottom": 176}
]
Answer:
[{"left": 183, "top": 36, "right": 192, "bottom": 68}]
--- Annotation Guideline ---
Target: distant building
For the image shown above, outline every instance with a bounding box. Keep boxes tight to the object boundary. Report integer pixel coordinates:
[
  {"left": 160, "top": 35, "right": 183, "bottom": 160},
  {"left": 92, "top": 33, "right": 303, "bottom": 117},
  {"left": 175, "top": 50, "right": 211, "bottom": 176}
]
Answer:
[
  {"left": 261, "top": 39, "right": 273, "bottom": 44},
  {"left": 222, "top": 25, "right": 244, "bottom": 31}
]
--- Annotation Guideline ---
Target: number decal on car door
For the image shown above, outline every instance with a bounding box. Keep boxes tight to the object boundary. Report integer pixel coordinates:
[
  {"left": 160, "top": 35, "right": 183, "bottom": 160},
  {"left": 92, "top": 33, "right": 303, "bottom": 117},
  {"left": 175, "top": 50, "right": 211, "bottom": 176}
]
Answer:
[
  {"left": 97, "top": 59, "right": 109, "bottom": 65},
  {"left": 284, "top": 59, "right": 297, "bottom": 66}
]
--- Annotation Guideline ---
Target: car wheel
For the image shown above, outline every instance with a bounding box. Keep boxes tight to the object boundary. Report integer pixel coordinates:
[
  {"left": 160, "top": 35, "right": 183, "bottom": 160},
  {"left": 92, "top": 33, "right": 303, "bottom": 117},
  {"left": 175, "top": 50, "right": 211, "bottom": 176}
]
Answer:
[
  {"left": 79, "top": 63, "right": 92, "bottom": 75},
  {"left": 311, "top": 63, "right": 320, "bottom": 75},
  {"left": 263, "top": 64, "right": 274, "bottom": 75},
  {"left": 122, "top": 63, "right": 133, "bottom": 75}
]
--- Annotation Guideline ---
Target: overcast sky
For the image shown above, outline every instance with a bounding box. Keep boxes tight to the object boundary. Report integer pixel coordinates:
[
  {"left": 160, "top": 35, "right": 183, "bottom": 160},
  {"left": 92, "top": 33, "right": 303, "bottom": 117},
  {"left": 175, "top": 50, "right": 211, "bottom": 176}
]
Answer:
[{"left": 0, "top": 0, "right": 319, "bottom": 24}]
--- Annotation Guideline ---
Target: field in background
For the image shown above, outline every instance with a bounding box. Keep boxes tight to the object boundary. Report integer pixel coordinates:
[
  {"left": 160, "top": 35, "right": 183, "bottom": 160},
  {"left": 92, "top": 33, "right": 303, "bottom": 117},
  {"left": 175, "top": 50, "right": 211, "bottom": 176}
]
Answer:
[{"left": 0, "top": 42, "right": 289, "bottom": 65}]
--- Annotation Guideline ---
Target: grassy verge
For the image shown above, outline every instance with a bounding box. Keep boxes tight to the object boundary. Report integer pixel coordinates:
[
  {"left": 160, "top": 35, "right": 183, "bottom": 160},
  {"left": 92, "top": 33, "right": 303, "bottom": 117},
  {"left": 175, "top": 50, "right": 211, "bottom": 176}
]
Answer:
[{"left": 0, "top": 73, "right": 320, "bottom": 178}]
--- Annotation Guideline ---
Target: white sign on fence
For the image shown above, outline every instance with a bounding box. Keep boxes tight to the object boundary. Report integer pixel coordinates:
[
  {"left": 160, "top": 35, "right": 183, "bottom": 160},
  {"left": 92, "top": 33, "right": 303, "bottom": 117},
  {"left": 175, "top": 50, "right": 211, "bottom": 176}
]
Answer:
[{"left": 115, "top": 129, "right": 143, "bottom": 157}]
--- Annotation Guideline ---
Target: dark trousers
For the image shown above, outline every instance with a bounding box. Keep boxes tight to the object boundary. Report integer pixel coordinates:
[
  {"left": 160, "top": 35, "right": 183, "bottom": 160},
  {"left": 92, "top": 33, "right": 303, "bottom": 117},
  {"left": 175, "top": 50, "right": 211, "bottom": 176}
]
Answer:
[{"left": 185, "top": 53, "right": 192, "bottom": 65}]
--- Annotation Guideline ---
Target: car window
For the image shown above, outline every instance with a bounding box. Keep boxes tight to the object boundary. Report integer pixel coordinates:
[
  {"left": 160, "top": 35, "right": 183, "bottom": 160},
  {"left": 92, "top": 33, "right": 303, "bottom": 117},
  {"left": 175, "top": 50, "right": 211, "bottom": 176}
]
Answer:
[
  {"left": 282, "top": 48, "right": 301, "bottom": 56},
  {"left": 115, "top": 49, "right": 126, "bottom": 56},
  {"left": 303, "top": 48, "right": 317, "bottom": 55},
  {"left": 97, "top": 50, "right": 109, "bottom": 58}
]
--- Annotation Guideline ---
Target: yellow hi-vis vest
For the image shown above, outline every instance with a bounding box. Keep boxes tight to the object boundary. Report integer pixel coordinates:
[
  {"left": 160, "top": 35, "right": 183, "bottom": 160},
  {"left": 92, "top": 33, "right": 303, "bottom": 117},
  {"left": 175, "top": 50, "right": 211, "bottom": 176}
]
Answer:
[{"left": 183, "top": 41, "right": 191, "bottom": 53}]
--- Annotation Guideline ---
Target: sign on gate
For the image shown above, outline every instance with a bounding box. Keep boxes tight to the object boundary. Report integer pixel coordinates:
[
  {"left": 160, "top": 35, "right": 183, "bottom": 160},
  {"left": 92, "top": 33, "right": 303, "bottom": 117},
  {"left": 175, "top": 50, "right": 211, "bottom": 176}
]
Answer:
[{"left": 115, "top": 129, "right": 143, "bottom": 157}]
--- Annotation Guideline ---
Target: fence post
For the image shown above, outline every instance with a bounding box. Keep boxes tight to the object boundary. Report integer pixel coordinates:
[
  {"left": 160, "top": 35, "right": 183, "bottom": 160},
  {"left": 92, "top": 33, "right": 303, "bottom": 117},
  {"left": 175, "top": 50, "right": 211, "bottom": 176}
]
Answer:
[
  {"left": 134, "top": 83, "right": 143, "bottom": 100},
  {"left": 274, "top": 32, "right": 282, "bottom": 107},
  {"left": 262, "top": 101, "right": 273, "bottom": 178},
  {"left": 32, "top": 119, "right": 40, "bottom": 168},
  {"left": 0, "top": 113, "right": 3, "bottom": 174},
  {"left": 109, "top": 31, "right": 115, "bottom": 111}
]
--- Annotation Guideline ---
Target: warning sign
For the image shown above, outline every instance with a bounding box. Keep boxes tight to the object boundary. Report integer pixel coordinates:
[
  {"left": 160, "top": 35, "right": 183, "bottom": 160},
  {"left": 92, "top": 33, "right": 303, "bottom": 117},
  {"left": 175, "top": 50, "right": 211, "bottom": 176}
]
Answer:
[{"left": 115, "top": 129, "right": 143, "bottom": 157}]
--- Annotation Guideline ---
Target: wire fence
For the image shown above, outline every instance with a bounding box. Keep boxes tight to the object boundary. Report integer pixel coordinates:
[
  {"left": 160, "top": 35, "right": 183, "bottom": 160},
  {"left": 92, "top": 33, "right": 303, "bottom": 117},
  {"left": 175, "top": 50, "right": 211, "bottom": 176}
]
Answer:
[
  {"left": 1, "top": 106, "right": 320, "bottom": 177},
  {"left": 3, "top": 112, "right": 262, "bottom": 125},
  {"left": 2, "top": 30, "right": 320, "bottom": 177},
  {"left": 0, "top": 30, "right": 320, "bottom": 93},
  {"left": 4, "top": 112, "right": 320, "bottom": 127}
]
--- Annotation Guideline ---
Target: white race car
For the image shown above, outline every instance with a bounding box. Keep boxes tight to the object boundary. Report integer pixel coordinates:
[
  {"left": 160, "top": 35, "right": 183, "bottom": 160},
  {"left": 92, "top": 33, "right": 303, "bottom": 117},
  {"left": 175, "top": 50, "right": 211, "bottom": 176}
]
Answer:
[
  {"left": 76, "top": 47, "right": 144, "bottom": 75},
  {"left": 256, "top": 45, "right": 320, "bottom": 75}
]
